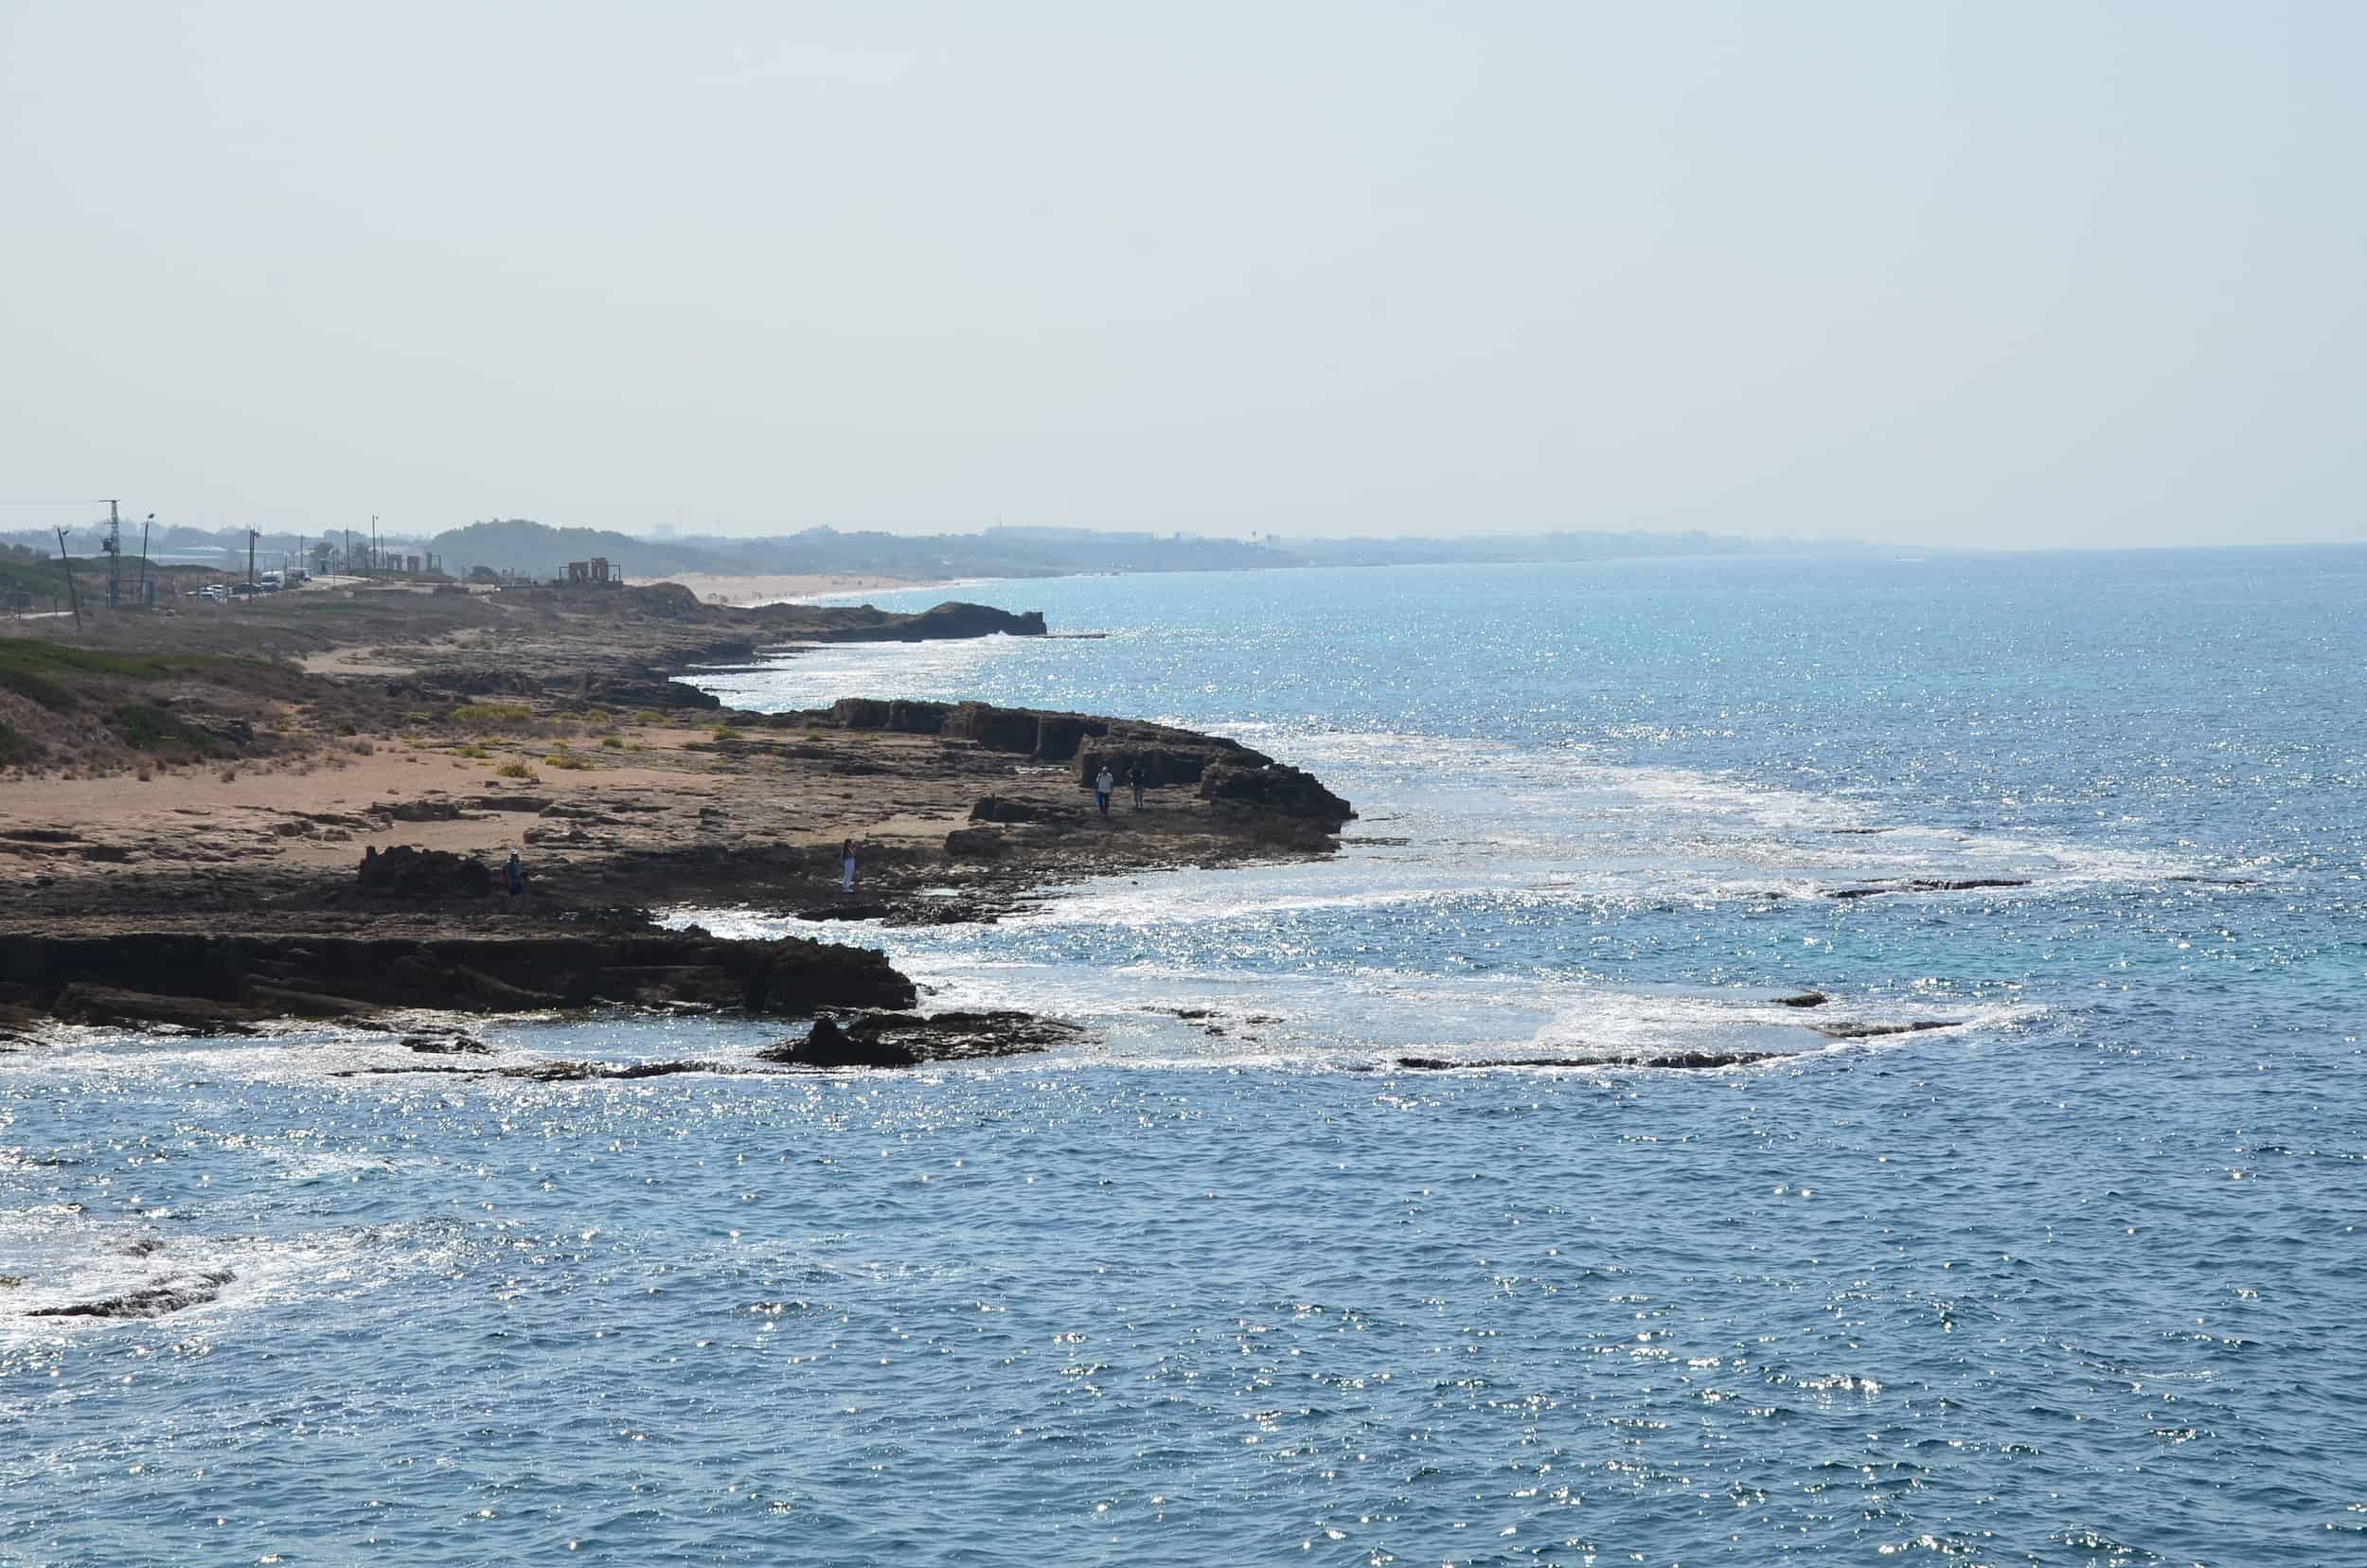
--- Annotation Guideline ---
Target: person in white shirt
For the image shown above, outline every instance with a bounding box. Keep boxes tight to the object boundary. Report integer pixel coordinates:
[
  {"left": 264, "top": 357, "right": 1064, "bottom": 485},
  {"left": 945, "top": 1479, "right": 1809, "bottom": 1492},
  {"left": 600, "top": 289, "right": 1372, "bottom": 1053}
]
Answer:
[{"left": 1094, "top": 767, "right": 1115, "bottom": 816}]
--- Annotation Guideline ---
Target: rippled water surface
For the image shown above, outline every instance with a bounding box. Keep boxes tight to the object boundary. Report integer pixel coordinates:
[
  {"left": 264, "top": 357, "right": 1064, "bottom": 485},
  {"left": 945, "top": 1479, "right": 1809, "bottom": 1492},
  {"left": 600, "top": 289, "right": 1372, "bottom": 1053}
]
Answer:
[{"left": 7, "top": 552, "right": 2365, "bottom": 1564}]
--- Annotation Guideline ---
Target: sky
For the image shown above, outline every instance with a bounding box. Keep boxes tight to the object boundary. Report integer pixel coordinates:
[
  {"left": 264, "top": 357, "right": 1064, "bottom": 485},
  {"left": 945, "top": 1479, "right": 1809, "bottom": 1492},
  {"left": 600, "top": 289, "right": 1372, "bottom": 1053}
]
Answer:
[{"left": 3, "top": 1, "right": 2361, "bottom": 549}]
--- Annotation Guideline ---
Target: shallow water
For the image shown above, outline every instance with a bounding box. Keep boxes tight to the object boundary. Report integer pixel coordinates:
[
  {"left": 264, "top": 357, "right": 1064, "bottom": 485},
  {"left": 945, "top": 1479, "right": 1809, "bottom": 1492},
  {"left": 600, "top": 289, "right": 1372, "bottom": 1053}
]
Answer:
[{"left": 7, "top": 551, "right": 2365, "bottom": 1563}]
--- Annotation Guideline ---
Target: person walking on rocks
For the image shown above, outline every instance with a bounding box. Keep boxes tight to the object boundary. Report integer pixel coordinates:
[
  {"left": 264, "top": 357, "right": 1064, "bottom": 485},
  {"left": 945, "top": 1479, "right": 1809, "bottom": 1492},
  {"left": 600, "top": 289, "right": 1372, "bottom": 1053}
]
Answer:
[
  {"left": 1129, "top": 764, "right": 1146, "bottom": 811},
  {"left": 505, "top": 850, "right": 525, "bottom": 898},
  {"left": 1094, "top": 765, "right": 1115, "bottom": 817},
  {"left": 840, "top": 839, "right": 858, "bottom": 892}
]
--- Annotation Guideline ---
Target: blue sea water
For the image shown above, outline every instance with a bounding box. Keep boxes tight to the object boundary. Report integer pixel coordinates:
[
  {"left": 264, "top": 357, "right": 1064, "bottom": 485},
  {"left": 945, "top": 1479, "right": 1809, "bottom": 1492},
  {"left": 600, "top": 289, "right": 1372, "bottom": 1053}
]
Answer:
[{"left": 6, "top": 550, "right": 2365, "bottom": 1564}]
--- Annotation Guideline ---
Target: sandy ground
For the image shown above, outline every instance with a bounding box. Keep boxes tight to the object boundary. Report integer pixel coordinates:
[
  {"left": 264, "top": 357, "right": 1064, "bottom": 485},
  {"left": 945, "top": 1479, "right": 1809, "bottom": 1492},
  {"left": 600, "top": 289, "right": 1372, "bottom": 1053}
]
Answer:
[
  {"left": 0, "top": 719, "right": 1037, "bottom": 888},
  {"left": 627, "top": 572, "right": 934, "bottom": 606},
  {"left": 0, "top": 732, "right": 699, "bottom": 872},
  {"left": 297, "top": 630, "right": 491, "bottom": 676}
]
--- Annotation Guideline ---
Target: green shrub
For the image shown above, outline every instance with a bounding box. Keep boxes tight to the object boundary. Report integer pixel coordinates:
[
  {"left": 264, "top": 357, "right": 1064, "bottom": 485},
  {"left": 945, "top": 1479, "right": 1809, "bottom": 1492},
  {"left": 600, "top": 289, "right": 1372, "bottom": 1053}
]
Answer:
[
  {"left": 110, "top": 703, "right": 214, "bottom": 755},
  {"left": 0, "top": 640, "right": 172, "bottom": 681},
  {"left": 0, "top": 668, "right": 75, "bottom": 712},
  {"left": 632, "top": 709, "right": 667, "bottom": 725},
  {"left": 711, "top": 724, "right": 744, "bottom": 741},
  {"left": 492, "top": 760, "right": 539, "bottom": 780}
]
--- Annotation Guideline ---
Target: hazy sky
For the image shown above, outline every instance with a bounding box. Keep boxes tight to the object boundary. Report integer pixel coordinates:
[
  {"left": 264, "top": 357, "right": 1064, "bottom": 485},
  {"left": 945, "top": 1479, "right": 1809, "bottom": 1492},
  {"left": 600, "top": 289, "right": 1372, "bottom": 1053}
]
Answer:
[{"left": 4, "top": 2, "right": 2361, "bottom": 547}]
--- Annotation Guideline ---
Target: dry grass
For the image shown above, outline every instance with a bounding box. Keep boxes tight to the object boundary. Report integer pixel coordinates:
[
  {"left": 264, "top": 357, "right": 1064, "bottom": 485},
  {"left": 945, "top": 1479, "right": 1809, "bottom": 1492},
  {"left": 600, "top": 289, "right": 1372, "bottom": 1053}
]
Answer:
[{"left": 450, "top": 703, "right": 534, "bottom": 727}]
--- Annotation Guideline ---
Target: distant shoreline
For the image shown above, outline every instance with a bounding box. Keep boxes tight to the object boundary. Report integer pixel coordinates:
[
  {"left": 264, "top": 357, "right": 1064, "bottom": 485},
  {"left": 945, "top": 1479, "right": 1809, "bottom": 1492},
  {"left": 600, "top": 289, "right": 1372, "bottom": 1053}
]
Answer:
[{"left": 623, "top": 571, "right": 943, "bottom": 606}]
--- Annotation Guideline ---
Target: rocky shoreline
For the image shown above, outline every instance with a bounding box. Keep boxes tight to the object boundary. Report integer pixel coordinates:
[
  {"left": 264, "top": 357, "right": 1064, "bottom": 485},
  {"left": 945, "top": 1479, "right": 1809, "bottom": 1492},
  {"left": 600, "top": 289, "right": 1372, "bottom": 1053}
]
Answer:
[
  {"left": 0, "top": 590, "right": 1353, "bottom": 1062},
  {"left": 0, "top": 927, "right": 917, "bottom": 1036}
]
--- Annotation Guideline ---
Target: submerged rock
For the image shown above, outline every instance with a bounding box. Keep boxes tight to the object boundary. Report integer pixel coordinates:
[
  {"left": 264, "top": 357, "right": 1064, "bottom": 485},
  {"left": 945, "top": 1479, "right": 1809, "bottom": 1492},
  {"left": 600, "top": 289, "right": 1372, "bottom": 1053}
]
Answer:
[
  {"left": 29, "top": 1269, "right": 235, "bottom": 1320},
  {"left": 1828, "top": 878, "right": 2031, "bottom": 900},
  {"left": 401, "top": 1033, "right": 489, "bottom": 1055},
  {"left": 1395, "top": 1051, "right": 1788, "bottom": 1072},
  {"left": 1810, "top": 1020, "right": 1956, "bottom": 1040},
  {"left": 1772, "top": 991, "right": 1830, "bottom": 1008},
  {"left": 334, "top": 1059, "right": 756, "bottom": 1080},
  {"left": 496, "top": 1059, "right": 748, "bottom": 1081}
]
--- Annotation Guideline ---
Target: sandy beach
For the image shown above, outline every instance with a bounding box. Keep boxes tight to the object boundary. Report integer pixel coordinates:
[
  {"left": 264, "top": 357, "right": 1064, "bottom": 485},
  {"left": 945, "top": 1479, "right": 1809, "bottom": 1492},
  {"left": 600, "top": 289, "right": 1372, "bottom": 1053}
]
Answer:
[{"left": 625, "top": 571, "right": 935, "bottom": 606}]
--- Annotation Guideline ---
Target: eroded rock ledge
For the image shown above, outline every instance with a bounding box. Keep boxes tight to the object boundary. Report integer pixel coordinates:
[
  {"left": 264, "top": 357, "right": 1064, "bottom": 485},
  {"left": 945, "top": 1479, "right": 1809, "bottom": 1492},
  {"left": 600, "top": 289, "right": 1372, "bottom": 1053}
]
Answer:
[
  {"left": 0, "top": 931, "right": 915, "bottom": 1033},
  {"left": 825, "top": 698, "right": 1354, "bottom": 825}
]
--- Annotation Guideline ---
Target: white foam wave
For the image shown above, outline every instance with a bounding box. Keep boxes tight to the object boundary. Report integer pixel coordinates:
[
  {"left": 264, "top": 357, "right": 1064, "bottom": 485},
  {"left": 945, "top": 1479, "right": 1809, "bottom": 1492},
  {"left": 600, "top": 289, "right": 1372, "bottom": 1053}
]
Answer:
[
  {"left": 689, "top": 634, "right": 1022, "bottom": 713},
  {"left": 0, "top": 1219, "right": 466, "bottom": 1345}
]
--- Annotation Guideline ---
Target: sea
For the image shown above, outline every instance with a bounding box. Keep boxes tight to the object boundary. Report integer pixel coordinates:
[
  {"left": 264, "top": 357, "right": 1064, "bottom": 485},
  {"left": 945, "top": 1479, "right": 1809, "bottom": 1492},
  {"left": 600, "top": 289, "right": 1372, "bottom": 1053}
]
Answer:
[{"left": 5, "top": 550, "right": 2362, "bottom": 1565}]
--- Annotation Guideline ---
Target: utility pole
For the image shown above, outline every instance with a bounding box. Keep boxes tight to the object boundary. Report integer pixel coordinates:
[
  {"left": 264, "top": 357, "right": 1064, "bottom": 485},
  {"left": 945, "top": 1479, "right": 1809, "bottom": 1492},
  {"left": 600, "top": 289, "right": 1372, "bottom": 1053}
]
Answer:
[
  {"left": 54, "top": 526, "right": 81, "bottom": 628},
  {"left": 248, "top": 528, "right": 260, "bottom": 594},
  {"left": 101, "top": 499, "right": 121, "bottom": 609},
  {"left": 138, "top": 512, "right": 153, "bottom": 606},
  {"left": 371, "top": 515, "right": 380, "bottom": 574}
]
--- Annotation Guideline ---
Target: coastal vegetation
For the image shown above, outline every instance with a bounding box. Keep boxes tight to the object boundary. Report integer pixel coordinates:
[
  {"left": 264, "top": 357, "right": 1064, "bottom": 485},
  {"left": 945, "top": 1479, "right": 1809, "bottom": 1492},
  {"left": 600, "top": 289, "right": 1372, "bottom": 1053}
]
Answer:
[
  {"left": 107, "top": 702, "right": 217, "bottom": 757},
  {"left": 449, "top": 702, "right": 533, "bottom": 727}
]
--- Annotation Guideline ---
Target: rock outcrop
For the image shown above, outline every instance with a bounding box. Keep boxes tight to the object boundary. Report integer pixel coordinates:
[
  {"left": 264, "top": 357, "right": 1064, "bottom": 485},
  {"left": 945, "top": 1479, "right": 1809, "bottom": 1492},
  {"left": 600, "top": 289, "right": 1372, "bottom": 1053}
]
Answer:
[
  {"left": 969, "top": 795, "right": 1074, "bottom": 825},
  {"left": 1198, "top": 762, "right": 1355, "bottom": 826},
  {"left": 358, "top": 845, "right": 492, "bottom": 900},
  {"left": 827, "top": 698, "right": 955, "bottom": 734},
  {"left": 827, "top": 696, "right": 1270, "bottom": 784},
  {"left": 761, "top": 1009, "right": 1084, "bottom": 1068},
  {"left": 807, "top": 602, "right": 1047, "bottom": 643},
  {"left": 943, "top": 826, "right": 1008, "bottom": 859},
  {"left": 0, "top": 930, "right": 917, "bottom": 1030}
]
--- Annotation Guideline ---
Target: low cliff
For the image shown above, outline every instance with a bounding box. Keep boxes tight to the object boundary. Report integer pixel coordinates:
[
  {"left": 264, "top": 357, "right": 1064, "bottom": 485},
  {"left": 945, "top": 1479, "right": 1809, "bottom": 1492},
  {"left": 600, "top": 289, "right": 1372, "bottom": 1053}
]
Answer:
[{"left": 0, "top": 930, "right": 916, "bottom": 1034}]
